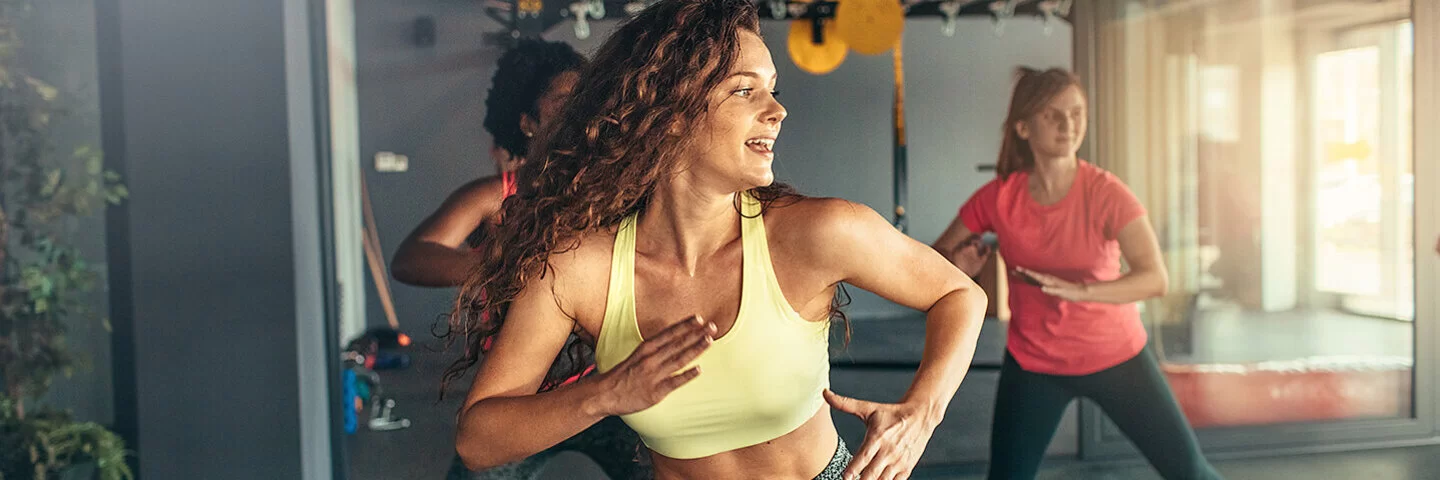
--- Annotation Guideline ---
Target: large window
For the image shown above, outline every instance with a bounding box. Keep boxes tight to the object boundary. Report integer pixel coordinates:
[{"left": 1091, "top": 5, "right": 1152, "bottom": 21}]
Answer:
[
  {"left": 1088, "top": 0, "right": 1417, "bottom": 428},
  {"left": 1313, "top": 21, "right": 1414, "bottom": 321}
]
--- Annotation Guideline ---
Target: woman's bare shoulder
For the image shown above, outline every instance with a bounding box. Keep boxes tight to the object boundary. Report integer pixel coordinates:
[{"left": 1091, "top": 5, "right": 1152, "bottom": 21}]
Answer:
[
  {"left": 533, "top": 225, "right": 621, "bottom": 324},
  {"left": 765, "top": 196, "right": 880, "bottom": 240}
]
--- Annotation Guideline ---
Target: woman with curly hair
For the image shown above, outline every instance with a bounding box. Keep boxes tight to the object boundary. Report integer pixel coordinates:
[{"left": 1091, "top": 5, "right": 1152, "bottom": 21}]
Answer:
[
  {"left": 446, "top": 1, "right": 987, "bottom": 479},
  {"left": 389, "top": 40, "right": 647, "bottom": 480},
  {"left": 391, "top": 38, "right": 584, "bottom": 287}
]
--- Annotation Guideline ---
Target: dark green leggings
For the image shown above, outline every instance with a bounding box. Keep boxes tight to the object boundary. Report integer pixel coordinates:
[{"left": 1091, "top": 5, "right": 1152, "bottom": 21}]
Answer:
[{"left": 987, "top": 347, "right": 1223, "bottom": 480}]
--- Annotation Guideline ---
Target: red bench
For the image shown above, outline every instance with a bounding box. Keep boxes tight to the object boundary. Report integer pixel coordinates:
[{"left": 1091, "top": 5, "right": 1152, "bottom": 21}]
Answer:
[{"left": 1163, "top": 357, "right": 1413, "bottom": 427}]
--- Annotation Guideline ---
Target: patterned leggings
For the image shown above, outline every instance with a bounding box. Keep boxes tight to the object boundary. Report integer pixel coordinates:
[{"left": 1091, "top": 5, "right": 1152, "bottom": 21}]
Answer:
[{"left": 811, "top": 437, "right": 853, "bottom": 480}]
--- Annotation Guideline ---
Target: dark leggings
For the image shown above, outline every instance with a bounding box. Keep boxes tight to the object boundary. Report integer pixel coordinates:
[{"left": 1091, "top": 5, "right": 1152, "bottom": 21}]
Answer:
[
  {"left": 987, "top": 347, "right": 1222, "bottom": 480},
  {"left": 446, "top": 415, "right": 650, "bottom": 480}
]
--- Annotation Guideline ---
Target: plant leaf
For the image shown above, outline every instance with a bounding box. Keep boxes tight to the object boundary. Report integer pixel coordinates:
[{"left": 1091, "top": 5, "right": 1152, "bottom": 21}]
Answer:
[
  {"left": 41, "top": 169, "right": 61, "bottom": 196},
  {"left": 25, "top": 76, "right": 57, "bottom": 101}
]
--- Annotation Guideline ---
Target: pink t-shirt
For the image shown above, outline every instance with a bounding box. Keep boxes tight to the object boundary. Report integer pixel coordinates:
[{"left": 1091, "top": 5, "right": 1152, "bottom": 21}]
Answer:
[{"left": 958, "top": 160, "right": 1148, "bottom": 375}]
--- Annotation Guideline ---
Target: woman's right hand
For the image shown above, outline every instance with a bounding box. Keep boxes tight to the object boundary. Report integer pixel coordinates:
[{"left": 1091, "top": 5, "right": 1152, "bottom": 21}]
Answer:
[
  {"left": 587, "top": 316, "right": 716, "bottom": 417},
  {"left": 945, "top": 236, "right": 992, "bottom": 277}
]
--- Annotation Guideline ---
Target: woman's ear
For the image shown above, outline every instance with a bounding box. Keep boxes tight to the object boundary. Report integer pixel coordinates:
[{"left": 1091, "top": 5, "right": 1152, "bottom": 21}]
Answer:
[{"left": 520, "top": 113, "right": 539, "bottom": 139}]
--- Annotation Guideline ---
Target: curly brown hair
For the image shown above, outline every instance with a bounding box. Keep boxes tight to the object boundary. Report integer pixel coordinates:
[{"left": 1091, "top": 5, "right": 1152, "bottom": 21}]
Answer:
[{"left": 440, "top": 0, "right": 847, "bottom": 394}]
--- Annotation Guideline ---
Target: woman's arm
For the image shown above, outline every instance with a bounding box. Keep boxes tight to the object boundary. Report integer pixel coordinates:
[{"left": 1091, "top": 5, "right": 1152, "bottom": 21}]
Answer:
[
  {"left": 931, "top": 214, "right": 974, "bottom": 257},
  {"left": 391, "top": 177, "right": 504, "bottom": 287},
  {"left": 804, "top": 199, "right": 988, "bottom": 480},
  {"left": 1017, "top": 216, "right": 1168, "bottom": 304},
  {"left": 455, "top": 257, "right": 715, "bottom": 469},
  {"left": 934, "top": 182, "right": 999, "bottom": 277},
  {"left": 932, "top": 215, "right": 991, "bottom": 277}
]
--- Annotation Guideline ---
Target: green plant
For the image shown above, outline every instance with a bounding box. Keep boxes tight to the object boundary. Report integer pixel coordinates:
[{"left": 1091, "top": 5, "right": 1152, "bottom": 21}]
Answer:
[
  {"left": 0, "top": 396, "right": 131, "bottom": 480},
  {"left": 0, "top": 0, "right": 131, "bottom": 478}
]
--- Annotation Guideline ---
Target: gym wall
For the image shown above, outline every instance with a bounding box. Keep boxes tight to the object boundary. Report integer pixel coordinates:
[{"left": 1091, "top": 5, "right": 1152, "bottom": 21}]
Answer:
[{"left": 354, "top": 7, "right": 1071, "bottom": 330}]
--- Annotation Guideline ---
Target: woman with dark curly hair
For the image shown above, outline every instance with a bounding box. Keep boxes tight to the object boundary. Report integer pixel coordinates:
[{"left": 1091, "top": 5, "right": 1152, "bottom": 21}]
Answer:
[
  {"left": 389, "top": 40, "right": 648, "bottom": 480},
  {"left": 391, "top": 38, "right": 584, "bottom": 287},
  {"left": 446, "top": 1, "right": 987, "bottom": 479}
]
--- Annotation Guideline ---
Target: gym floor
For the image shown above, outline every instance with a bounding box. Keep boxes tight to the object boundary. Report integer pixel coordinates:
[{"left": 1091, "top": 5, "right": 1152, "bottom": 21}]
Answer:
[{"left": 346, "top": 311, "right": 1421, "bottom": 480}]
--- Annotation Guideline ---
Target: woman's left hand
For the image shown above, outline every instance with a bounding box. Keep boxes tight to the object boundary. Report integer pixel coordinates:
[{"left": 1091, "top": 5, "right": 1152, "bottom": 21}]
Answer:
[
  {"left": 1015, "top": 267, "right": 1090, "bottom": 302},
  {"left": 824, "top": 389, "right": 938, "bottom": 480}
]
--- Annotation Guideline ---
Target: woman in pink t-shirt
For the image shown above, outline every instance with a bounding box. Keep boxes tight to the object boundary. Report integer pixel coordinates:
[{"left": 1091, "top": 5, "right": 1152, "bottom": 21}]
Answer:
[{"left": 934, "top": 68, "right": 1220, "bottom": 480}]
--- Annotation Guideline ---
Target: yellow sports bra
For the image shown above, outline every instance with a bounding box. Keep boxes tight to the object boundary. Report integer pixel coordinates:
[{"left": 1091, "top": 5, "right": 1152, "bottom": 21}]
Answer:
[{"left": 593, "top": 191, "right": 831, "bottom": 460}]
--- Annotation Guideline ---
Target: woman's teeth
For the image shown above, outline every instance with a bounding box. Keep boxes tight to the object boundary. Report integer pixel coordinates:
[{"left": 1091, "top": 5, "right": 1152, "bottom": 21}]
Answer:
[{"left": 745, "top": 138, "right": 774, "bottom": 152}]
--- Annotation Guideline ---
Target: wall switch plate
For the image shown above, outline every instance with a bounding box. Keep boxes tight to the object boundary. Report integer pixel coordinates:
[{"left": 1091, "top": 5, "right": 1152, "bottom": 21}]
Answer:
[{"left": 375, "top": 151, "right": 409, "bottom": 172}]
